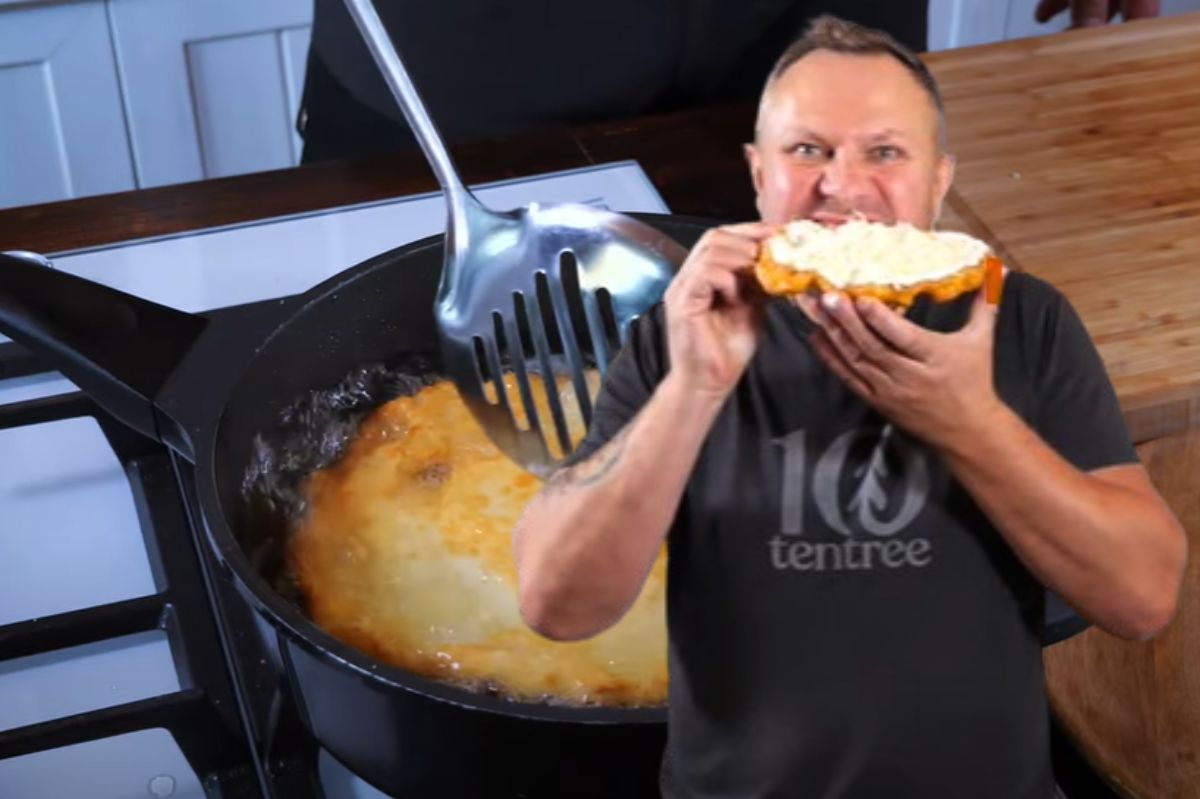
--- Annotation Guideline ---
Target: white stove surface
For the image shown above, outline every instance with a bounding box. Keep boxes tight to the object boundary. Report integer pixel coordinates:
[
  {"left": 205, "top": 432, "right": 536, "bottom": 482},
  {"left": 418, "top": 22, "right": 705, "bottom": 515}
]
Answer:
[{"left": 0, "top": 161, "right": 672, "bottom": 799}]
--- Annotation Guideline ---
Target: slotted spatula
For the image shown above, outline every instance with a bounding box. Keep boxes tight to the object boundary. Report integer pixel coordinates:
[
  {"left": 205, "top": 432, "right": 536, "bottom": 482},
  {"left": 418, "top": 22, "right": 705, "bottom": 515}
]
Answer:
[{"left": 343, "top": 0, "right": 686, "bottom": 477}]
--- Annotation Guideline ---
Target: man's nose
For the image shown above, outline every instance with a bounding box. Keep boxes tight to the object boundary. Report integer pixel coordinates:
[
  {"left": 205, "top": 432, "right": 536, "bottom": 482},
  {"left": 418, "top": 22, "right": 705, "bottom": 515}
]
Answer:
[{"left": 817, "top": 153, "right": 867, "bottom": 202}]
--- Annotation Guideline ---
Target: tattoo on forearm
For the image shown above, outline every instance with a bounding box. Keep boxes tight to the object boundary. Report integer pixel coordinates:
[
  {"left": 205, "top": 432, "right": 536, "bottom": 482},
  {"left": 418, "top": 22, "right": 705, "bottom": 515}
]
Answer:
[{"left": 542, "top": 424, "right": 633, "bottom": 496}]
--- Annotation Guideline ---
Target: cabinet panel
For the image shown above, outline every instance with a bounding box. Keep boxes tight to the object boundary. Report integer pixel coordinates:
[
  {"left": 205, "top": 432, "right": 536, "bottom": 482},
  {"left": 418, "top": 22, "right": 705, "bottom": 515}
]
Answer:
[
  {"left": 108, "top": 0, "right": 312, "bottom": 189},
  {"left": 187, "top": 32, "right": 296, "bottom": 178},
  {"left": 0, "top": 61, "right": 70, "bottom": 204},
  {"left": 0, "top": 0, "right": 134, "bottom": 210},
  {"left": 928, "top": 0, "right": 1010, "bottom": 50},
  {"left": 281, "top": 25, "right": 312, "bottom": 164}
]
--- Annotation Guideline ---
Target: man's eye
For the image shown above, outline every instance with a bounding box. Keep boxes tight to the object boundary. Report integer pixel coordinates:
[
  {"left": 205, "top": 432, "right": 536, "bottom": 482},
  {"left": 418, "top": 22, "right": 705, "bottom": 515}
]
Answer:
[
  {"left": 790, "top": 143, "right": 825, "bottom": 158},
  {"left": 871, "top": 145, "right": 903, "bottom": 162}
]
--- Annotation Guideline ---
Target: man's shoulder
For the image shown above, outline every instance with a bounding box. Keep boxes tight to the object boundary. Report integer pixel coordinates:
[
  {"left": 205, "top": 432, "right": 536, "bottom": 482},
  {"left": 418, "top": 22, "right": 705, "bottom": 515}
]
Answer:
[
  {"left": 1003, "top": 270, "right": 1066, "bottom": 308},
  {"left": 997, "top": 271, "right": 1073, "bottom": 339}
]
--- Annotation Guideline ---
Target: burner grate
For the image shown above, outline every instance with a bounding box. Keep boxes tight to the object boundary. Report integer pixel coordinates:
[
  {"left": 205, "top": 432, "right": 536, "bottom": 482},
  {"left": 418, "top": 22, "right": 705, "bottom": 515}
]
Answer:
[{"left": 0, "top": 360, "right": 323, "bottom": 798}]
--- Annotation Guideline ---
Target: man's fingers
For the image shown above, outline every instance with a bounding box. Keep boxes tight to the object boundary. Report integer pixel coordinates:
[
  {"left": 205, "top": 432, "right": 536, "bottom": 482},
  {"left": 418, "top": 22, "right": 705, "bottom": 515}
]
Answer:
[
  {"left": 1034, "top": 0, "right": 1155, "bottom": 27},
  {"left": 690, "top": 263, "right": 761, "bottom": 308},
  {"left": 710, "top": 270, "right": 744, "bottom": 307},
  {"left": 676, "top": 223, "right": 778, "bottom": 288},
  {"left": 682, "top": 232, "right": 760, "bottom": 274},
  {"left": 820, "top": 292, "right": 897, "bottom": 365},
  {"left": 814, "top": 296, "right": 894, "bottom": 389},
  {"left": 696, "top": 243, "right": 759, "bottom": 269},
  {"left": 794, "top": 293, "right": 831, "bottom": 330},
  {"left": 966, "top": 287, "right": 1000, "bottom": 338},
  {"left": 855, "top": 297, "right": 933, "bottom": 360},
  {"left": 1123, "top": 0, "right": 1160, "bottom": 20},
  {"left": 1034, "top": 0, "right": 1068, "bottom": 22},
  {"left": 809, "top": 331, "right": 873, "bottom": 399},
  {"left": 1072, "top": 0, "right": 1115, "bottom": 26},
  {"left": 701, "top": 234, "right": 760, "bottom": 263},
  {"left": 697, "top": 224, "right": 776, "bottom": 258},
  {"left": 718, "top": 222, "right": 778, "bottom": 242}
]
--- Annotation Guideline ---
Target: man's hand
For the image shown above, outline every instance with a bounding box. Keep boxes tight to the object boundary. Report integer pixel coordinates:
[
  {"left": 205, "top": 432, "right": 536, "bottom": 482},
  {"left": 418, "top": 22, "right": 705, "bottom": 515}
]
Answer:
[
  {"left": 1034, "top": 0, "right": 1160, "bottom": 28},
  {"left": 664, "top": 223, "right": 773, "bottom": 399},
  {"left": 797, "top": 288, "right": 1003, "bottom": 450}
]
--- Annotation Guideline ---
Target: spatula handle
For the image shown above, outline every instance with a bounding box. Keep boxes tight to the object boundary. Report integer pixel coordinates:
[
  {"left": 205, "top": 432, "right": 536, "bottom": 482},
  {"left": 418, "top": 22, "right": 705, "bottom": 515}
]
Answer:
[{"left": 341, "top": 0, "right": 475, "bottom": 217}]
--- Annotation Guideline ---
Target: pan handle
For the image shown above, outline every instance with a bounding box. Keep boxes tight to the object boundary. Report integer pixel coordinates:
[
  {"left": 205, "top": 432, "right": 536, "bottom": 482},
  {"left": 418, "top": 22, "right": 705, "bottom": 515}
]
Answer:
[{"left": 0, "top": 252, "right": 207, "bottom": 454}]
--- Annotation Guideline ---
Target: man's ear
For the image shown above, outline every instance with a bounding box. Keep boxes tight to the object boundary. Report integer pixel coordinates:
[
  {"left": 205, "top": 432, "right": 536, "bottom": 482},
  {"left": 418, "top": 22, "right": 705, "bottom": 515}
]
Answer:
[{"left": 744, "top": 142, "right": 765, "bottom": 215}]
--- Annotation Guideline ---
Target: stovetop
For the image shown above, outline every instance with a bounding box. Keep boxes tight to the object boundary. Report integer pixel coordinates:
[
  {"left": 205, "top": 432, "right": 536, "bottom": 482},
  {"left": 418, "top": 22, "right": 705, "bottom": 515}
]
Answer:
[
  {"left": 0, "top": 158, "right": 1106, "bottom": 799},
  {"left": 0, "top": 161, "right": 671, "bottom": 799}
]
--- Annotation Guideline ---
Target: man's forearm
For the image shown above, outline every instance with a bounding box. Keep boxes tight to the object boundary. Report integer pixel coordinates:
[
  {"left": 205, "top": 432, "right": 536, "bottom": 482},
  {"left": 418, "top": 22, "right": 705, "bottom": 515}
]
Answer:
[
  {"left": 937, "top": 403, "right": 1186, "bottom": 640},
  {"left": 514, "top": 373, "right": 724, "bottom": 640}
]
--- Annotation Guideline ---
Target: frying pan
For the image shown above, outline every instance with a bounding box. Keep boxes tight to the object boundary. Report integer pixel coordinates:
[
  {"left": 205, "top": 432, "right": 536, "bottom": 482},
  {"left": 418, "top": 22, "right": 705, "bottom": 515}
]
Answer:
[{"left": 0, "top": 212, "right": 710, "bottom": 798}]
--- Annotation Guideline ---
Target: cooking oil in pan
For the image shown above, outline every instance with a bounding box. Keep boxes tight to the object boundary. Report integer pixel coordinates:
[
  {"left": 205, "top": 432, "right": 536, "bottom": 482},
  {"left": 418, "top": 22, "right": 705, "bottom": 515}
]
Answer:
[{"left": 287, "top": 376, "right": 667, "bottom": 708}]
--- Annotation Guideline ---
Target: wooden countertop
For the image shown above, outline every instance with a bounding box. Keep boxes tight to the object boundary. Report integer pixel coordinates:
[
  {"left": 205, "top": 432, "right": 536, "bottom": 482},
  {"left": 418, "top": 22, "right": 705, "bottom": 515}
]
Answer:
[
  {"left": 2, "top": 15, "right": 1198, "bottom": 442},
  {"left": 926, "top": 12, "right": 1200, "bottom": 443}
]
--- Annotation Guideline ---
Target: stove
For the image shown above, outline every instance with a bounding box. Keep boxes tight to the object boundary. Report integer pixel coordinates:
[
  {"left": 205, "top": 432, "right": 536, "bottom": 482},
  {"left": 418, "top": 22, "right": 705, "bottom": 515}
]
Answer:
[
  {"left": 0, "top": 158, "right": 1121, "bottom": 799},
  {"left": 0, "top": 161, "right": 671, "bottom": 799}
]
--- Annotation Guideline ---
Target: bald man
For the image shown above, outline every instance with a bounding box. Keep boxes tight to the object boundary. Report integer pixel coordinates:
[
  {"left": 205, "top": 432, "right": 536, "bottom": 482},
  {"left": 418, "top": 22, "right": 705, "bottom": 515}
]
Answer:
[{"left": 513, "top": 15, "right": 1184, "bottom": 799}]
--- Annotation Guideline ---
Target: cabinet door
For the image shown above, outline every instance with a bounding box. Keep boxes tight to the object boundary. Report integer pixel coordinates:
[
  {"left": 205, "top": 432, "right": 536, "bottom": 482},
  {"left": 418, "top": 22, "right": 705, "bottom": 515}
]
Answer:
[
  {"left": 108, "top": 0, "right": 312, "bottom": 189},
  {"left": 0, "top": 0, "right": 135, "bottom": 210},
  {"left": 928, "top": 0, "right": 1011, "bottom": 50}
]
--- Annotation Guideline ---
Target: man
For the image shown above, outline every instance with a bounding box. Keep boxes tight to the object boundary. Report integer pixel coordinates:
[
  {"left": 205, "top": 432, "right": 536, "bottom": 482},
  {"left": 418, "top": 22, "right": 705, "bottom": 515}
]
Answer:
[{"left": 512, "top": 15, "right": 1186, "bottom": 799}]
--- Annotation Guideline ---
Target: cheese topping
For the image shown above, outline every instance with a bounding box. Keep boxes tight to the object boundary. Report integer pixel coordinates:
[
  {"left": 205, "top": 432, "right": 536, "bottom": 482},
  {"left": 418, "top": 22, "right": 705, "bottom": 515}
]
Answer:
[{"left": 766, "top": 219, "right": 991, "bottom": 287}]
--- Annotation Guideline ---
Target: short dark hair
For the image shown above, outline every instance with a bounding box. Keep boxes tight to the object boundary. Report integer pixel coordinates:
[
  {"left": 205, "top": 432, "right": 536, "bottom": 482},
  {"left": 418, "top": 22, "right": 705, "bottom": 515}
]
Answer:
[{"left": 763, "top": 15, "right": 947, "bottom": 150}]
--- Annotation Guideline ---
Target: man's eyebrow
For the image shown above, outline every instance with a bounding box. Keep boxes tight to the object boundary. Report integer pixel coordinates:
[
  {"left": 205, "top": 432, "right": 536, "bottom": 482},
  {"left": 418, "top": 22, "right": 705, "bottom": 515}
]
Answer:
[
  {"left": 863, "top": 128, "right": 911, "bottom": 143},
  {"left": 781, "top": 127, "right": 829, "bottom": 143}
]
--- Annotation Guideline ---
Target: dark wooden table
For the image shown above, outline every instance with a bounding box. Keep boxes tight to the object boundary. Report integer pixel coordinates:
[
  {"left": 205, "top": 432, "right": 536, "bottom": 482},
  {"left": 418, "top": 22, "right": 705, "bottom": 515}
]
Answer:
[{"left": 0, "top": 102, "right": 763, "bottom": 255}]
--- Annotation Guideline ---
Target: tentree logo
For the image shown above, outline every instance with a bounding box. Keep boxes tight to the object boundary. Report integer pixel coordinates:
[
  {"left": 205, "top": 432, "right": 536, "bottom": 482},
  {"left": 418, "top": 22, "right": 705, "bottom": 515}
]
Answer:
[{"left": 769, "top": 426, "right": 933, "bottom": 572}]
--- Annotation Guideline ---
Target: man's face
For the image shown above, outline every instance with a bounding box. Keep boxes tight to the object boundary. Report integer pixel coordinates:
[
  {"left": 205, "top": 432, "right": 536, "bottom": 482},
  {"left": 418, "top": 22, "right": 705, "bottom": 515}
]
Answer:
[{"left": 745, "top": 51, "right": 954, "bottom": 229}]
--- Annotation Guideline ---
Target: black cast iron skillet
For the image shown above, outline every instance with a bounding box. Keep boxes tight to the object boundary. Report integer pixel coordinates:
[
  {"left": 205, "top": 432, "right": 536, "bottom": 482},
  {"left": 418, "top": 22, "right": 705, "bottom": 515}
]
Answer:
[{"left": 0, "top": 212, "right": 712, "bottom": 798}]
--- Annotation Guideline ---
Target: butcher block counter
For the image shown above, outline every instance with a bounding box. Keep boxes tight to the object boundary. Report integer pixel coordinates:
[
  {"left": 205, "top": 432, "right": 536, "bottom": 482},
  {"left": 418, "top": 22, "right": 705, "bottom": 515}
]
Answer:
[
  {"left": 925, "top": 14, "right": 1200, "bottom": 799},
  {"left": 1, "top": 12, "right": 1198, "bottom": 799},
  {"left": 928, "top": 15, "right": 1200, "bottom": 446}
]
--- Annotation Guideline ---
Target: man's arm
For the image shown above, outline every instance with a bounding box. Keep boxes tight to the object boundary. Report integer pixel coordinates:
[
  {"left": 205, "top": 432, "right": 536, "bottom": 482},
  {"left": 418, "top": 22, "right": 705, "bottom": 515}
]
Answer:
[
  {"left": 938, "top": 404, "right": 1186, "bottom": 641},
  {"left": 799, "top": 287, "right": 1188, "bottom": 641},
  {"left": 513, "top": 373, "right": 722, "bottom": 641},
  {"left": 514, "top": 222, "right": 774, "bottom": 642}
]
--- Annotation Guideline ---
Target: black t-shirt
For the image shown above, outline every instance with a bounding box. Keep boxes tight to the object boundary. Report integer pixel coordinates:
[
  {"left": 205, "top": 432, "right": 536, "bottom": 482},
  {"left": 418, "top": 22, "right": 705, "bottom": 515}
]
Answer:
[{"left": 568, "top": 273, "right": 1136, "bottom": 799}]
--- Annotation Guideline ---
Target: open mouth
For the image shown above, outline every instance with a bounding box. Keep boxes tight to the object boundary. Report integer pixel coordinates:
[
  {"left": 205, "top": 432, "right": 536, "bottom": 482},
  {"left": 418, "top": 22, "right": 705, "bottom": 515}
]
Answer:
[{"left": 808, "top": 210, "right": 884, "bottom": 226}]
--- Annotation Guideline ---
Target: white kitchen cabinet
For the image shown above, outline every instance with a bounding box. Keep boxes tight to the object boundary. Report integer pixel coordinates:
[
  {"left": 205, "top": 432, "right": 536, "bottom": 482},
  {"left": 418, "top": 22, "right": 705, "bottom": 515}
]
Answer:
[
  {"left": 106, "top": 0, "right": 312, "bottom": 189},
  {"left": 3, "top": 0, "right": 1200, "bottom": 209},
  {"left": 928, "top": 0, "right": 1011, "bottom": 50},
  {"left": 0, "top": 0, "right": 135, "bottom": 209}
]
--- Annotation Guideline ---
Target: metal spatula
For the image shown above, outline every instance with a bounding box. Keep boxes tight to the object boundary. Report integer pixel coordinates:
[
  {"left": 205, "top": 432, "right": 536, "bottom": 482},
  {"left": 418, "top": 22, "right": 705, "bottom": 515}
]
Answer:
[{"left": 343, "top": 0, "right": 685, "bottom": 477}]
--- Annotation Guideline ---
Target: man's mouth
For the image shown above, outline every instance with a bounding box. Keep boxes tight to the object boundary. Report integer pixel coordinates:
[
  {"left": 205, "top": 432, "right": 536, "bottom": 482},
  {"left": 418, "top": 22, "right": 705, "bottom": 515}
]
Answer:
[{"left": 808, "top": 210, "right": 887, "bottom": 226}]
